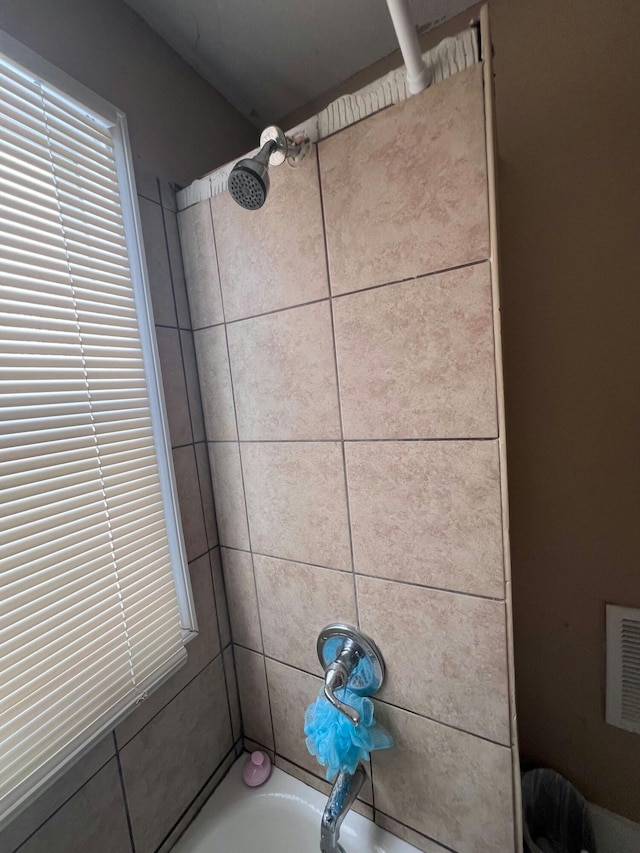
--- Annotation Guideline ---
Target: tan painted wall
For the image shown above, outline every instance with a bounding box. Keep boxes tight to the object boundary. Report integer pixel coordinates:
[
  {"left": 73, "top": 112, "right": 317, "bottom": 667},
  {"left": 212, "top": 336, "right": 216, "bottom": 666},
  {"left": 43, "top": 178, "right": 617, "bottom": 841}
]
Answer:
[
  {"left": 490, "top": 0, "right": 640, "bottom": 822},
  {"left": 0, "top": 0, "right": 255, "bottom": 184}
]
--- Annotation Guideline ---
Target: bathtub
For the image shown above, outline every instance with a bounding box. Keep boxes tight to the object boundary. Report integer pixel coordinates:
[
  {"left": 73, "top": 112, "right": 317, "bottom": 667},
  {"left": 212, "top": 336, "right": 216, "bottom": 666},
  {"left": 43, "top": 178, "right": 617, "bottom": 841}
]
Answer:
[{"left": 172, "top": 755, "right": 420, "bottom": 853}]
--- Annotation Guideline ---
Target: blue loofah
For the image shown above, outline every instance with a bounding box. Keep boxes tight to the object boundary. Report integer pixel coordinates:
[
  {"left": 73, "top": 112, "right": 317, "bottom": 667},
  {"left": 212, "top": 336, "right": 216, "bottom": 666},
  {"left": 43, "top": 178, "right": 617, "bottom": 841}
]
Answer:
[{"left": 304, "top": 688, "right": 393, "bottom": 781}]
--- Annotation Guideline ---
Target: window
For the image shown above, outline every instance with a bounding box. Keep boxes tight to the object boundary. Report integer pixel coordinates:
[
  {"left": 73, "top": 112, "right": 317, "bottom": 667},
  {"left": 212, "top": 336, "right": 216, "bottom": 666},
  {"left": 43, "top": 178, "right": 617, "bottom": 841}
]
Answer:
[{"left": 0, "top": 32, "right": 195, "bottom": 827}]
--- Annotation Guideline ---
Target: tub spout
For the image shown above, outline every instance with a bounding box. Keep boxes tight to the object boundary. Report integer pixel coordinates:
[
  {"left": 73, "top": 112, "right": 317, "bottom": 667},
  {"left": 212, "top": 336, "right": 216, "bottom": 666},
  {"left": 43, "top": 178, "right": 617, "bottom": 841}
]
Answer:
[{"left": 320, "top": 764, "right": 366, "bottom": 853}]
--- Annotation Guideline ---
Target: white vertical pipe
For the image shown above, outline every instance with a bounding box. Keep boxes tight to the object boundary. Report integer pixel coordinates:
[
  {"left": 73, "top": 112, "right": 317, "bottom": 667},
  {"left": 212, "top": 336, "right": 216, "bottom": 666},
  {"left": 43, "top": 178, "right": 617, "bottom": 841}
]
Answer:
[{"left": 385, "top": 0, "right": 431, "bottom": 94}]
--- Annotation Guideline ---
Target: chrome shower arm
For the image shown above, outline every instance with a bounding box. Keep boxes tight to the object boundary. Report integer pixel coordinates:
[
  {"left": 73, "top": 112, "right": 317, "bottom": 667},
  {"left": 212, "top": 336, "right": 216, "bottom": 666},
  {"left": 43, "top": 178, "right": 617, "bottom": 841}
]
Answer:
[{"left": 254, "top": 137, "right": 277, "bottom": 167}]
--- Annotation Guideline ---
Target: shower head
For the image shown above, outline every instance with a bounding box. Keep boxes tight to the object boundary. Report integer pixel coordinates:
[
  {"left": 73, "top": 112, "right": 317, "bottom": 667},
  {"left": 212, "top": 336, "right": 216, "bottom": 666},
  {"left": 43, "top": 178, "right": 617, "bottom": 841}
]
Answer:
[
  {"left": 228, "top": 125, "right": 309, "bottom": 211},
  {"left": 228, "top": 142, "right": 274, "bottom": 211},
  {"left": 228, "top": 126, "right": 287, "bottom": 211}
]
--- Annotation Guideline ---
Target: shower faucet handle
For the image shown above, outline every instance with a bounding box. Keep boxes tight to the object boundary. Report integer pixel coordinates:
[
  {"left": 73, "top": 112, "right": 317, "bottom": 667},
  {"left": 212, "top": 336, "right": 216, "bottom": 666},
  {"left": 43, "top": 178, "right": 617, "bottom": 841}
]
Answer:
[
  {"left": 323, "top": 640, "right": 363, "bottom": 726},
  {"left": 317, "top": 625, "right": 386, "bottom": 727}
]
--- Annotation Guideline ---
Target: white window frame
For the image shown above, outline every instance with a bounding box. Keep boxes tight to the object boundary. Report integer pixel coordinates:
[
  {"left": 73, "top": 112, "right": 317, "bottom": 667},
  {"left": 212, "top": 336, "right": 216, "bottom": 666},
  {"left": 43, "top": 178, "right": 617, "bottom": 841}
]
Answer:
[{"left": 0, "top": 29, "right": 197, "bottom": 826}]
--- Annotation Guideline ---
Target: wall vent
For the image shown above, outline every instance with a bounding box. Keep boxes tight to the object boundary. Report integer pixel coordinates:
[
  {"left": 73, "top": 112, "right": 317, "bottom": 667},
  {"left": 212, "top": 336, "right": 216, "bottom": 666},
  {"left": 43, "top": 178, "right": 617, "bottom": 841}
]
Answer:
[{"left": 606, "top": 604, "right": 640, "bottom": 734}]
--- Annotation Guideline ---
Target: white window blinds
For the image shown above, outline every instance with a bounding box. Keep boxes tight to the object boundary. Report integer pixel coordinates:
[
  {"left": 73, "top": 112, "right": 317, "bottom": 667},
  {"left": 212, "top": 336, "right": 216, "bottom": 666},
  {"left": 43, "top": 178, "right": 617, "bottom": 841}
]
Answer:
[{"left": 0, "top": 43, "right": 192, "bottom": 826}]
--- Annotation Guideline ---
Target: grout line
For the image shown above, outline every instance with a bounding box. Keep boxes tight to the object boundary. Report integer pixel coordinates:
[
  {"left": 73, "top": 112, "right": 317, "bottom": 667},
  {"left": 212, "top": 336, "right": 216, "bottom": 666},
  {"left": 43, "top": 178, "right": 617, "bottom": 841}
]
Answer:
[
  {"left": 191, "top": 320, "right": 225, "bottom": 333},
  {"left": 207, "top": 209, "right": 253, "bottom": 739},
  {"left": 217, "top": 545, "right": 504, "bottom": 602},
  {"left": 246, "top": 649, "right": 511, "bottom": 749},
  {"left": 175, "top": 198, "right": 195, "bottom": 332},
  {"left": 161, "top": 182, "right": 191, "bottom": 329},
  {"left": 226, "top": 643, "right": 246, "bottom": 740},
  {"left": 113, "top": 733, "right": 137, "bottom": 853},
  {"left": 152, "top": 745, "right": 236, "bottom": 853},
  {"left": 154, "top": 323, "right": 194, "bottom": 333},
  {"left": 241, "top": 736, "right": 272, "bottom": 757},
  {"left": 315, "top": 143, "right": 361, "bottom": 628},
  {"left": 167, "top": 192, "right": 234, "bottom": 733},
  {"left": 208, "top": 549, "right": 235, "bottom": 742},
  {"left": 116, "top": 652, "right": 225, "bottom": 750},
  {"left": 224, "top": 295, "right": 328, "bottom": 326},
  {"left": 188, "top": 256, "right": 489, "bottom": 332},
  {"left": 183, "top": 340, "right": 218, "bottom": 545},
  {"left": 157, "top": 180, "right": 181, "bottom": 335},
  {"left": 330, "top": 257, "right": 489, "bottom": 300},
  {"left": 185, "top": 546, "right": 211, "bottom": 565},
  {"left": 209, "top": 206, "right": 276, "bottom": 752},
  {"left": 351, "top": 571, "right": 504, "bottom": 602},
  {"left": 274, "top": 753, "right": 326, "bottom": 785},
  {"left": 209, "top": 436, "right": 499, "bottom": 444},
  {"left": 186, "top": 344, "right": 234, "bottom": 732},
  {"left": 136, "top": 189, "right": 161, "bottom": 208},
  {"left": 156, "top": 186, "right": 239, "bottom": 751},
  {"left": 169, "top": 439, "right": 197, "bottom": 451},
  {"left": 219, "top": 544, "right": 348, "bottom": 574},
  {"left": 274, "top": 751, "right": 374, "bottom": 812},
  {"left": 371, "top": 696, "right": 512, "bottom": 750},
  {"left": 374, "top": 809, "right": 458, "bottom": 853}
]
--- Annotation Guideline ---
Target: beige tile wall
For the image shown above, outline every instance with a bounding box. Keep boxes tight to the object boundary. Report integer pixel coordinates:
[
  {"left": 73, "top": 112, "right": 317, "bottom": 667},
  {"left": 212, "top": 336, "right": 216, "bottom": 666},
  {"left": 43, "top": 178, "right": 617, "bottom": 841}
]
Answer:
[{"left": 180, "top": 64, "right": 518, "bottom": 853}]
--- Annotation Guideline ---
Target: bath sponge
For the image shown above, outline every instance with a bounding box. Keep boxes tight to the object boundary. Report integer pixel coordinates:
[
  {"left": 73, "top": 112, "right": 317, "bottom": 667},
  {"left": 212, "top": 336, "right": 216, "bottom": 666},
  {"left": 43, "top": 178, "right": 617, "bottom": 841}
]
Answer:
[{"left": 304, "top": 689, "right": 393, "bottom": 781}]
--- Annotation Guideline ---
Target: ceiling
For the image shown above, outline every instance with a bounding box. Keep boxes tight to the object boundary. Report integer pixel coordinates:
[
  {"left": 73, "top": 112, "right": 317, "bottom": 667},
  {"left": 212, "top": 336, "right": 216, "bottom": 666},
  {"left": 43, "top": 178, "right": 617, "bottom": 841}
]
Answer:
[{"left": 123, "top": 0, "right": 476, "bottom": 127}]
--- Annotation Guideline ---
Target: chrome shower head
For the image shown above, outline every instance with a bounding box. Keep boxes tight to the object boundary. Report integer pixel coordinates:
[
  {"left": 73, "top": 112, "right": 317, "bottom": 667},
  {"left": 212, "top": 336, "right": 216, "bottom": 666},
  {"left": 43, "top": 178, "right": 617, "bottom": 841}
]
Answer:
[
  {"left": 228, "top": 140, "right": 275, "bottom": 211},
  {"left": 228, "top": 126, "right": 294, "bottom": 211}
]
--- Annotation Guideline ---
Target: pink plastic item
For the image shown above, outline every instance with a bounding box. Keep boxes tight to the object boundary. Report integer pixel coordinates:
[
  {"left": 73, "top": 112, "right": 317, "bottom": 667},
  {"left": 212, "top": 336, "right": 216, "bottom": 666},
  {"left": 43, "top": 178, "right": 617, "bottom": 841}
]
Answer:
[{"left": 242, "top": 750, "right": 272, "bottom": 787}]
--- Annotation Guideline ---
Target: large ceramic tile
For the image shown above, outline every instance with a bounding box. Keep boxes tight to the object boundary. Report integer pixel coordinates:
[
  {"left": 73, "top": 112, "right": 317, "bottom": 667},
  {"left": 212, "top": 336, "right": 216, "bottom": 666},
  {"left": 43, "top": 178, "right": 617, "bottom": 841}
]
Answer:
[
  {"left": 241, "top": 442, "right": 351, "bottom": 570},
  {"left": 210, "top": 547, "right": 231, "bottom": 648},
  {"left": 194, "top": 325, "right": 237, "bottom": 441},
  {"left": 0, "top": 736, "right": 115, "bottom": 853},
  {"left": 139, "top": 195, "right": 175, "bottom": 327},
  {"left": 227, "top": 302, "right": 340, "bottom": 441},
  {"left": 222, "top": 548, "right": 262, "bottom": 652},
  {"left": 155, "top": 326, "right": 192, "bottom": 447},
  {"left": 319, "top": 65, "right": 489, "bottom": 295},
  {"left": 211, "top": 148, "right": 328, "bottom": 321},
  {"left": 116, "top": 553, "right": 220, "bottom": 746},
  {"left": 234, "top": 646, "right": 273, "bottom": 749},
  {"left": 346, "top": 441, "right": 504, "bottom": 597},
  {"left": 17, "top": 760, "right": 130, "bottom": 853},
  {"left": 180, "top": 331, "right": 205, "bottom": 442},
  {"left": 194, "top": 442, "right": 218, "bottom": 548},
  {"left": 178, "top": 201, "right": 224, "bottom": 328},
  {"left": 265, "top": 658, "right": 322, "bottom": 776},
  {"left": 120, "top": 657, "right": 232, "bottom": 853},
  {"left": 254, "top": 555, "right": 356, "bottom": 673},
  {"left": 358, "top": 577, "right": 510, "bottom": 743},
  {"left": 208, "top": 443, "right": 250, "bottom": 550},
  {"left": 172, "top": 445, "right": 207, "bottom": 561},
  {"left": 155, "top": 750, "right": 235, "bottom": 853},
  {"left": 372, "top": 704, "right": 514, "bottom": 853},
  {"left": 164, "top": 208, "right": 191, "bottom": 328},
  {"left": 333, "top": 263, "right": 497, "bottom": 439}
]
